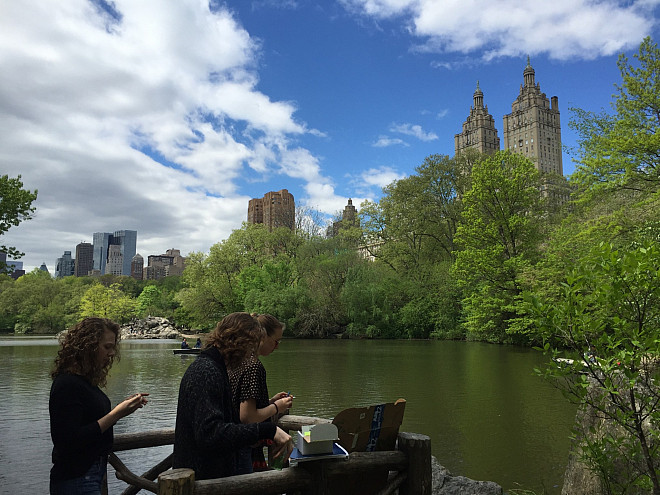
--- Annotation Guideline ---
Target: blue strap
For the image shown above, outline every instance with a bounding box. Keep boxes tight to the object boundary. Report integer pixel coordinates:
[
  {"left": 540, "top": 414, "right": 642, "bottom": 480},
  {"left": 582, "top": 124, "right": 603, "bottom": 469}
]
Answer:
[{"left": 365, "top": 404, "right": 385, "bottom": 452}]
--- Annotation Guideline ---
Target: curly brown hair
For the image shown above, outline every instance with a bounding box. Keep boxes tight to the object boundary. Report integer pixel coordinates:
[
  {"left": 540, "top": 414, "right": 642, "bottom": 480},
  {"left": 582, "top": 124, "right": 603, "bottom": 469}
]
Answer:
[
  {"left": 254, "top": 313, "right": 285, "bottom": 337},
  {"left": 205, "top": 312, "right": 264, "bottom": 368},
  {"left": 51, "top": 317, "right": 120, "bottom": 387}
]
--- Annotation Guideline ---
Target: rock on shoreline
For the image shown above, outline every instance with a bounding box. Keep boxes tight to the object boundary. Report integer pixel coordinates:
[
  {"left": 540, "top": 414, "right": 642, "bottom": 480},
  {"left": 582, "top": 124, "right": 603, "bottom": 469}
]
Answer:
[
  {"left": 120, "top": 316, "right": 181, "bottom": 340},
  {"left": 432, "top": 456, "right": 503, "bottom": 494}
]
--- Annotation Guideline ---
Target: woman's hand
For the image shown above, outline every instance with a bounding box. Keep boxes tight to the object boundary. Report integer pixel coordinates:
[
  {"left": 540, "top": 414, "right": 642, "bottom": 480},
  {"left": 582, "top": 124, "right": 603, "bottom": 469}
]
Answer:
[
  {"left": 117, "top": 393, "right": 149, "bottom": 417},
  {"left": 274, "top": 394, "right": 293, "bottom": 413},
  {"left": 98, "top": 393, "right": 149, "bottom": 432},
  {"left": 270, "top": 391, "right": 289, "bottom": 402},
  {"left": 271, "top": 427, "right": 292, "bottom": 459}
]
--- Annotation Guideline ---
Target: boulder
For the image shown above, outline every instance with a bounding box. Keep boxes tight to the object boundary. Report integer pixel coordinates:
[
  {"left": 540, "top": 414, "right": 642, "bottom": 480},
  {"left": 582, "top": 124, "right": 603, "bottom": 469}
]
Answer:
[
  {"left": 120, "top": 316, "right": 181, "bottom": 339},
  {"left": 432, "top": 456, "right": 503, "bottom": 495}
]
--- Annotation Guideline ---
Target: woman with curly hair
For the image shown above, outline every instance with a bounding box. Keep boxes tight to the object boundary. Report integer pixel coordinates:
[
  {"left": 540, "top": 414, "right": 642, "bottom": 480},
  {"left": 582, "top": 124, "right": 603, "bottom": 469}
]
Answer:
[
  {"left": 173, "top": 312, "right": 292, "bottom": 480},
  {"left": 229, "top": 313, "right": 293, "bottom": 473},
  {"left": 49, "top": 317, "right": 148, "bottom": 495}
]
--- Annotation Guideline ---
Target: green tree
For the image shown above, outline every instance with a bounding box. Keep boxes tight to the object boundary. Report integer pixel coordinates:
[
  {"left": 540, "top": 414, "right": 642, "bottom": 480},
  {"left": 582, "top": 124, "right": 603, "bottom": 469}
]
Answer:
[
  {"left": 570, "top": 37, "right": 660, "bottom": 195},
  {"left": 453, "top": 151, "right": 544, "bottom": 342},
  {"left": 295, "top": 236, "right": 364, "bottom": 337},
  {"left": 0, "top": 175, "right": 38, "bottom": 271},
  {"left": 0, "top": 269, "right": 90, "bottom": 333},
  {"left": 360, "top": 154, "right": 469, "bottom": 278},
  {"left": 79, "top": 282, "right": 136, "bottom": 323},
  {"left": 239, "top": 259, "right": 303, "bottom": 329},
  {"left": 178, "top": 224, "right": 304, "bottom": 329},
  {"left": 340, "top": 261, "right": 405, "bottom": 338},
  {"left": 529, "top": 242, "right": 660, "bottom": 494},
  {"left": 136, "top": 285, "right": 162, "bottom": 317}
]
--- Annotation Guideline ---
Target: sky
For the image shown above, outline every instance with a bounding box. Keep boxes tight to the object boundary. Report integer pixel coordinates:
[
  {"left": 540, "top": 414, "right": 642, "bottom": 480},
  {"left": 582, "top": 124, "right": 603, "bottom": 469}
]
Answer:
[{"left": 1, "top": 0, "right": 659, "bottom": 273}]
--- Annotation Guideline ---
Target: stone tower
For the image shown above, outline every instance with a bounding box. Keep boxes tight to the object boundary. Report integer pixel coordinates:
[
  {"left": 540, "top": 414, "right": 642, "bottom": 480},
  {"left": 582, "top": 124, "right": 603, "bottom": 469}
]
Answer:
[
  {"left": 454, "top": 81, "right": 500, "bottom": 156},
  {"left": 327, "top": 198, "right": 359, "bottom": 237},
  {"left": 502, "top": 57, "right": 563, "bottom": 175}
]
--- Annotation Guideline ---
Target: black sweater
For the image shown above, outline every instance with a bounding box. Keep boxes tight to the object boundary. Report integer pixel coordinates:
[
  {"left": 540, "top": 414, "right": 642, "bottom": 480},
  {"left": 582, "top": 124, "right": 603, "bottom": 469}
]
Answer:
[
  {"left": 172, "top": 346, "right": 277, "bottom": 479},
  {"left": 49, "top": 373, "right": 112, "bottom": 481}
]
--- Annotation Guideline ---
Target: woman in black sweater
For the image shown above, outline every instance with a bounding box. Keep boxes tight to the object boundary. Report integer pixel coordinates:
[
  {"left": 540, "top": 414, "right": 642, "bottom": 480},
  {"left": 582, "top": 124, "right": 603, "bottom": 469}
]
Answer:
[
  {"left": 172, "top": 312, "right": 291, "bottom": 479},
  {"left": 49, "top": 318, "right": 148, "bottom": 495}
]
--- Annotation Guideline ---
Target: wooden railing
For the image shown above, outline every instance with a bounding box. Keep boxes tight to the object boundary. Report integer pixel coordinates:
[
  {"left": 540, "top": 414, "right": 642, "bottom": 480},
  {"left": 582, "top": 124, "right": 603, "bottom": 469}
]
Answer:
[{"left": 109, "top": 415, "right": 431, "bottom": 495}]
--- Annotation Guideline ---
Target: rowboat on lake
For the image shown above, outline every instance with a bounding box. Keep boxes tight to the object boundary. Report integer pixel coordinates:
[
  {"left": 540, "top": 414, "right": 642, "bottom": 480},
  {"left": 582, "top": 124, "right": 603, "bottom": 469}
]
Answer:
[{"left": 172, "top": 348, "right": 201, "bottom": 355}]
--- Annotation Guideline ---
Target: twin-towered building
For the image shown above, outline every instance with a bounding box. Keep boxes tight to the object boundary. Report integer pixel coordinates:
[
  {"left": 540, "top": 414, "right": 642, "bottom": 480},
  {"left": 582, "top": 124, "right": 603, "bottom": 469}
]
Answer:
[{"left": 455, "top": 58, "right": 563, "bottom": 176}]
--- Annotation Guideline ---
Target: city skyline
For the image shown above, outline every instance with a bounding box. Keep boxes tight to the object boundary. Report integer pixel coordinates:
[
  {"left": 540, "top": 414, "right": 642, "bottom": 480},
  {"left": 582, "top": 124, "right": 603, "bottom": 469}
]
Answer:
[{"left": 1, "top": 1, "right": 659, "bottom": 272}]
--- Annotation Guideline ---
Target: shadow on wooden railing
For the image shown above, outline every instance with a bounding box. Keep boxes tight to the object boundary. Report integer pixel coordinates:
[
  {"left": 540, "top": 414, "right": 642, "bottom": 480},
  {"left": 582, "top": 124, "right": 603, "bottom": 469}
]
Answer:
[{"left": 109, "top": 415, "right": 431, "bottom": 495}]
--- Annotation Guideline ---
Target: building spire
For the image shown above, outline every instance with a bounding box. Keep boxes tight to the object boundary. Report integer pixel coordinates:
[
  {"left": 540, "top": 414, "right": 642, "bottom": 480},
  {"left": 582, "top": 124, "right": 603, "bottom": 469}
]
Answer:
[
  {"left": 473, "top": 80, "right": 484, "bottom": 109},
  {"left": 523, "top": 55, "right": 535, "bottom": 88}
]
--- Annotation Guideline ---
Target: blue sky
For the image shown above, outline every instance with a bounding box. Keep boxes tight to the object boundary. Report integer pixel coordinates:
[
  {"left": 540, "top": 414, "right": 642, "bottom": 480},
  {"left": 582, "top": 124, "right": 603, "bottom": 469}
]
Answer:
[{"left": 1, "top": 0, "right": 659, "bottom": 272}]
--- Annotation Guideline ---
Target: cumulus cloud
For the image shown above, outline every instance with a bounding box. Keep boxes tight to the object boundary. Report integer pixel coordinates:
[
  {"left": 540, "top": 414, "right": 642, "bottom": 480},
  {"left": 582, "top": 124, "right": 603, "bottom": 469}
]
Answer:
[
  {"left": 341, "top": 0, "right": 658, "bottom": 60},
  {"left": 302, "top": 182, "right": 347, "bottom": 215},
  {"left": 0, "top": 0, "right": 333, "bottom": 269},
  {"left": 360, "top": 166, "right": 405, "bottom": 189},
  {"left": 344, "top": 166, "right": 405, "bottom": 197},
  {"left": 389, "top": 123, "right": 438, "bottom": 141}
]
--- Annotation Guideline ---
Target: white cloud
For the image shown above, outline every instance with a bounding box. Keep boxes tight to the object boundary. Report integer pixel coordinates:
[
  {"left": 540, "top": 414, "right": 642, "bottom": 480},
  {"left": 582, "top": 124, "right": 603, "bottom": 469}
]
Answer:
[
  {"left": 389, "top": 123, "right": 438, "bottom": 141},
  {"left": 341, "top": 0, "right": 658, "bottom": 60},
  {"left": 301, "top": 182, "right": 345, "bottom": 215},
  {"left": 372, "top": 136, "right": 408, "bottom": 147},
  {"left": 0, "top": 0, "right": 336, "bottom": 270},
  {"left": 360, "top": 166, "right": 405, "bottom": 189}
]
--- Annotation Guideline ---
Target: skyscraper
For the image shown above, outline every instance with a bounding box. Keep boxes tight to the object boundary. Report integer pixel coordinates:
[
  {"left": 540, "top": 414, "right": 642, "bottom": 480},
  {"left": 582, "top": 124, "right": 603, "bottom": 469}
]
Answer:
[
  {"left": 247, "top": 189, "right": 295, "bottom": 231},
  {"left": 54, "top": 251, "right": 75, "bottom": 278},
  {"left": 455, "top": 59, "right": 562, "bottom": 176},
  {"left": 92, "top": 230, "right": 138, "bottom": 276},
  {"left": 74, "top": 242, "right": 94, "bottom": 277},
  {"left": 502, "top": 58, "right": 562, "bottom": 175},
  {"left": 113, "top": 230, "right": 137, "bottom": 276},
  {"left": 144, "top": 249, "right": 185, "bottom": 280},
  {"left": 106, "top": 244, "right": 123, "bottom": 276},
  {"left": 327, "top": 198, "right": 359, "bottom": 237},
  {"left": 131, "top": 253, "right": 144, "bottom": 280},
  {"left": 93, "top": 232, "right": 111, "bottom": 274},
  {"left": 454, "top": 81, "right": 500, "bottom": 156}
]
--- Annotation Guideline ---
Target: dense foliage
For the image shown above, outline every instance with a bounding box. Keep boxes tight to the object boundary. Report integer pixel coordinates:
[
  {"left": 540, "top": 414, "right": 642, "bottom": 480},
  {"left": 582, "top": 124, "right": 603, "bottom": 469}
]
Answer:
[
  {"left": 0, "top": 174, "right": 38, "bottom": 271},
  {"left": 0, "top": 38, "right": 658, "bottom": 349}
]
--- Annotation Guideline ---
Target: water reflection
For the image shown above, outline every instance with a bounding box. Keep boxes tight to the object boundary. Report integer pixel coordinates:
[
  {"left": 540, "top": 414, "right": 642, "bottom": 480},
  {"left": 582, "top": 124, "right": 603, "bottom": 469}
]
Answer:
[{"left": 0, "top": 338, "right": 576, "bottom": 494}]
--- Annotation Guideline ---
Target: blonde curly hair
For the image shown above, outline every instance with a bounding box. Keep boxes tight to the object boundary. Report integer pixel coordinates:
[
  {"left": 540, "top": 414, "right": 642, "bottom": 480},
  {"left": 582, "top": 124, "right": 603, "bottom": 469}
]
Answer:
[
  {"left": 205, "top": 312, "right": 264, "bottom": 368},
  {"left": 51, "top": 317, "right": 120, "bottom": 387}
]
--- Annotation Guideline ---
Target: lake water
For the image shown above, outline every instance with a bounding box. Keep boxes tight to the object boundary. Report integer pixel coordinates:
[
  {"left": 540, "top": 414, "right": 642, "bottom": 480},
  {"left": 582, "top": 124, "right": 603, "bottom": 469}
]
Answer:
[{"left": 0, "top": 337, "right": 577, "bottom": 494}]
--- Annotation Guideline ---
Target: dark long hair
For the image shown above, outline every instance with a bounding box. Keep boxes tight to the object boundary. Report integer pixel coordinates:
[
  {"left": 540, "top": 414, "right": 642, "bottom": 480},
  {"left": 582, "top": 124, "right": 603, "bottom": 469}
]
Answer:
[
  {"left": 51, "top": 317, "right": 120, "bottom": 387},
  {"left": 205, "top": 312, "right": 264, "bottom": 368}
]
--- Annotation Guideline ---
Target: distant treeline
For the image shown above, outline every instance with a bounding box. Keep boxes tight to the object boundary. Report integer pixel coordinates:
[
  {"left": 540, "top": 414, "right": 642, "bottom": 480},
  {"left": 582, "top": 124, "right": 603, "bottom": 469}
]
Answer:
[{"left": 2, "top": 38, "right": 659, "bottom": 343}]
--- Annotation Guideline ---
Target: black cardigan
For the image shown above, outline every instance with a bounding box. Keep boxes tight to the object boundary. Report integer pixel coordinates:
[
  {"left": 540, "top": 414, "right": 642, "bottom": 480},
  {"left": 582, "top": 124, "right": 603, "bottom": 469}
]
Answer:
[
  {"left": 49, "top": 373, "right": 112, "bottom": 481},
  {"left": 172, "top": 346, "right": 277, "bottom": 479}
]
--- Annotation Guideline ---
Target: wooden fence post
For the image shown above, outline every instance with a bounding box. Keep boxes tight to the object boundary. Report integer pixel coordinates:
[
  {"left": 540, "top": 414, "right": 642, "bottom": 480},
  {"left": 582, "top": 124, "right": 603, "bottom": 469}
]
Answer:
[
  {"left": 397, "top": 432, "right": 432, "bottom": 495},
  {"left": 158, "top": 468, "right": 195, "bottom": 495}
]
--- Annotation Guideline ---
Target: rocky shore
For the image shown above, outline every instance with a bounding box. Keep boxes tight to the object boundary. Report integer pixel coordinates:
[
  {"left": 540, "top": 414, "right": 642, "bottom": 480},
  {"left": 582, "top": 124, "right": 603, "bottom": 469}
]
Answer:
[
  {"left": 120, "top": 316, "right": 183, "bottom": 340},
  {"left": 432, "top": 457, "right": 503, "bottom": 494}
]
